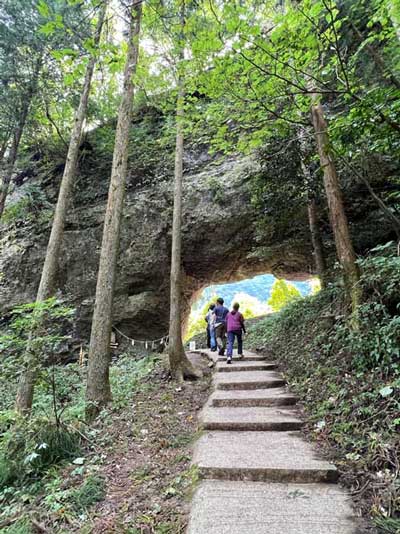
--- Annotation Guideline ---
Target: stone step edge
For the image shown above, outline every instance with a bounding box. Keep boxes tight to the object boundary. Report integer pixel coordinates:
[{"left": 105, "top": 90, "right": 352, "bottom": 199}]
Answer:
[
  {"left": 201, "top": 421, "right": 304, "bottom": 431},
  {"left": 216, "top": 356, "right": 268, "bottom": 362},
  {"left": 216, "top": 380, "right": 286, "bottom": 390},
  {"left": 211, "top": 396, "right": 298, "bottom": 407},
  {"left": 216, "top": 364, "right": 278, "bottom": 373},
  {"left": 197, "top": 466, "right": 338, "bottom": 484}
]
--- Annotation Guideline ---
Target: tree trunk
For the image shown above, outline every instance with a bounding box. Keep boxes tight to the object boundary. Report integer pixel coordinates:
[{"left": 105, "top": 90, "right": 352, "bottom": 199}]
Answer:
[
  {"left": 0, "top": 58, "right": 41, "bottom": 220},
  {"left": 14, "top": 4, "right": 108, "bottom": 415},
  {"left": 307, "top": 197, "right": 327, "bottom": 287},
  {"left": 168, "top": 80, "right": 200, "bottom": 381},
  {"left": 297, "top": 128, "right": 327, "bottom": 287},
  {"left": 85, "top": 1, "right": 142, "bottom": 420},
  {"left": 0, "top": 111, "right": 29, "bottom": 219},
  {"left": 388, "top": 2, "right": 400, "bottom": 42},
  {"left": 37, "top": 2, "right": 107, "bottom": 301},
  {"left": 0, "top": 133, "right": 10, "bottom": 166},
  {"left": 310, "top": 96, "right": 361, "bottom": 312}
]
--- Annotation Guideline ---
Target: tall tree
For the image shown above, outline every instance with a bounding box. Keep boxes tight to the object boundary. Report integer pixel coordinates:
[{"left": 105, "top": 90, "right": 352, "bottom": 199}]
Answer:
[
  {"left": 297, "top": 128, "right": 327, "bottom": 287},
  {"left": 15, "top": 2, "right": 108, "bottom": 414},
  {"left": 0, "top": 0, "right": 97, "bottom": 219},
  {"left": 166, "top": 1, "right": 201, "bottom": 380},
  {"left": 0, "top": 57, "right": 41, "bottom": 219},
  {"left": 168, "top": 76, "right": 200, "bottom": 380},
  {"left": 310, "top": 95, "right": 361, "bottom": 310},
  {"left": 86, "top": 0, "right": 143, "bottom": 419},
  {"left": 196, "top": 0, "right": 388, "bottom": 307},
  {"left": 36, "top": 2, "right": 108, "bottom": 300}
]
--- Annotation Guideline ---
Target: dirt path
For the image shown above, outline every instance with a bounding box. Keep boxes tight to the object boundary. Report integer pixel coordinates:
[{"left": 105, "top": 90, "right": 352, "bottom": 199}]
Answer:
[{"left": 87, "top": 353, "right": 212, "bottom": 533}]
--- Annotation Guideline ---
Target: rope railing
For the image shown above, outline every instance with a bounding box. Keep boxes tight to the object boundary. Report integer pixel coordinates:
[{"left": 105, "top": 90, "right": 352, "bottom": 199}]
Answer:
[{"left": 112, "top": 325, "right": 169, "bottom": 350}]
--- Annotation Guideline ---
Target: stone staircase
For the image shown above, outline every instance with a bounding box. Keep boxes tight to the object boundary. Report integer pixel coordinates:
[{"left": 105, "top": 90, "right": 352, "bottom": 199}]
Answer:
[{"left": 187, "top": 350, "right": 363, "bottom": 534}]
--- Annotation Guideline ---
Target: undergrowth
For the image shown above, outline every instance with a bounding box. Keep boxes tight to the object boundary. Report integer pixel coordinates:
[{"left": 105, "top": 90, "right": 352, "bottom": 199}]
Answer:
[
  {"left": 0, "top": 352, "right": 159, "bottom": 532},
  {"left": 247, "top": 243, "right": 400, "bottom": 533}
]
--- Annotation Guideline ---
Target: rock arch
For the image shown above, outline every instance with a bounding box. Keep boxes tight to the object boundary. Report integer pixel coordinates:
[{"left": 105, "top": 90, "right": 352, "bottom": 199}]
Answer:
[{"left": 0, "top": 155, "right": 312, "bottom": 341}]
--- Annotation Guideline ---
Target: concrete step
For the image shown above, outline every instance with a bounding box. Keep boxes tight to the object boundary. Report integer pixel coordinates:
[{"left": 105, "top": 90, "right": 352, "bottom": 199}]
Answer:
[
  {"left": 217, "top": 353, "right": 267, "bottom": 362},
  {"left": 214, "top": 371, "right": 285, "bottom": 390},
  {"left": 196, "top": 349, "right": 267, "bottom": 364},
  {"left": 216, "top": 360, "right": 277, "bottom": 373},
  {"left": 192, "top": 431, "right": 338, "bottom": 483},
  {"left": 210, "top": 387, "right": 298, "bottom": 407},
  {"left": 199, "top": 406, "right": 303, "bottom": 431},
  {"left": 187, "top": 480, "right": 360, "bottom": 534}
]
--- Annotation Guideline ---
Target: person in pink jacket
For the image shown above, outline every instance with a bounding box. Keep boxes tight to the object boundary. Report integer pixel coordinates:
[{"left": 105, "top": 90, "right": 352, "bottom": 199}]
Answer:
[{"left": 226, "top": 302, "right": 246, "bottom": 363}]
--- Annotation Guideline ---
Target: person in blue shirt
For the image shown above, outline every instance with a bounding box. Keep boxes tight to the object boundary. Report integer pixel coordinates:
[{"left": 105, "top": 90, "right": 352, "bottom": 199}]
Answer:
[{"left": 213, "top": 297, "right": 229, "bottom": 356}]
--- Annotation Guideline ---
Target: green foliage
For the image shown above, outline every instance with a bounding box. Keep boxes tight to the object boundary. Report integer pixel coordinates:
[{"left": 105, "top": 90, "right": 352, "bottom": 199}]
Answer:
[
  {"left": 0, "top": 0, "right": 97, "bottom": 154},
  {"left": 0, "top": 353, "right": 159, "bottom": 529},
  {"left": 2, "top": 185, "right": 53, "bottom": 227},
  {"left": 0, "top": 416, "right": 80, "bottom": 489},
  {"left": 373, "top": 516, "right": 400, "bottom": 534},
  {"left": 185, "top": 296, "right": 217, "bottom": 341},
  {"left": 247, "top": 243, "right": 400, "bottom": 523},
  {"left": 267, "top": 279, "right": 302, "bottom": 312},
  {"left": 188, "top": 0, "right": 400, "bottom": 247},
  {"left": 2, "top": 518, "right": 33, "bottom": 534},
  {"left": 110, "top": 354, "right": 159, "bottom": 409},
  {"left": 0, "top": 298, "right": 75, "bottom": 413},
  {"left": 70, "top": 474, "right": 105, "bottom": 511},
  {"left": 206, "top": 176, "right": 224, "bottom": 205},
  {"left": 0, "top": 297, "right": 74, "bottom": 355}
]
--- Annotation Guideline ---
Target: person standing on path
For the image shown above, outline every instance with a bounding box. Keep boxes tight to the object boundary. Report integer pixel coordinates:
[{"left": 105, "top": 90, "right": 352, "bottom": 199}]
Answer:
[
  {"left": 205, "top": 303, "right": 217, "bottom": 351},
  {"left": 214, "top": 297, "right": 229, "bottom": 356},
  {"left": 226, "top": 302, "right": 246, "bottom": 363}
]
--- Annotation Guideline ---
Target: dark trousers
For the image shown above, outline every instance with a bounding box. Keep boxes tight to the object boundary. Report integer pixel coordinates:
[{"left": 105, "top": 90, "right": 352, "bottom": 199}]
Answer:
[
  {"left": 206, "top": 326, "right": 211, "bottom": 348},
  {"left": 214, "top": 323, "right": 227, "bottom": 353},
  {"left": 227, "top": 330, "right": 243, "bottom": 357}
]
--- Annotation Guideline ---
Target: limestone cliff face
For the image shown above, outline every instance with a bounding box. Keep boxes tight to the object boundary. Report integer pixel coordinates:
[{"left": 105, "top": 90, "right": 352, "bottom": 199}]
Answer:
[{"left": 0, "top": 148, "right": 311, "bottom": 341}]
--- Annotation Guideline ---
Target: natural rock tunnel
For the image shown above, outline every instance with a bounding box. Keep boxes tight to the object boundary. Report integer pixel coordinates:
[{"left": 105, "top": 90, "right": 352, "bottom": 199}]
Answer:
[{"left": 0, "top": 153, "right": 313, "bottom": 342}]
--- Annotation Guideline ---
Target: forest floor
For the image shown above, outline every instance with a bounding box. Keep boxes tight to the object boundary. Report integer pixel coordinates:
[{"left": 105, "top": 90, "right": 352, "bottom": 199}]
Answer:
[
  {"left": 86, "top": 352, "right": 211, "bottom": 534},
  {"left": 0, "top": 352, "right": 212, "bottom": 534}
]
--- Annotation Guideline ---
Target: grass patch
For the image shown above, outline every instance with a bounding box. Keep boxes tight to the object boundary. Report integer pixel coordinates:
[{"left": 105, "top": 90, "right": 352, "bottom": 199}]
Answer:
[
  {"left": 373, "top": 517, "right": 400, "bottom": 534},
  {"left": 0, "top": 419, "right": 81, "bottom": 489},
  {"left": 2, "top": 518, "right": 33, "bottom": 534},
  {"left": 70, "top": 475, "right": 106, "bottom": 511}
]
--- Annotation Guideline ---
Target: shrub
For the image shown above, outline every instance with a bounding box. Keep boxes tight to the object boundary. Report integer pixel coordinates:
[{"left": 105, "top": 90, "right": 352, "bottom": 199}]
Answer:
[
  {"left": 0, "top": 298, "right": 75, "bottom": 414},
  {"left": 2, "top": 185, "right": 53, "bottom": 227},
  {"left": 0, "top": 418, "right": 81, "bottom": 489},
  {"left": 267, "top": 279, "right": 302, "bottom": 312},
  {"left": 70, "top": 475, "right": 106, "bottom": 511}
]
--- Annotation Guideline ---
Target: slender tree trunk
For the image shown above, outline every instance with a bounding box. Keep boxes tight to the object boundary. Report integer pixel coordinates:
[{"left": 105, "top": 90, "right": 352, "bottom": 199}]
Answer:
[
  {"left": 85, "top": 1, "right": 142, "bottom": 420},
  {"left": 0, "top": 110, "right": 29, "bottom": 219},
  {"left": 0, "top": 132, "right": 10, "bottom": 166},
  {"left": 307, "top": 197, "right": 327, "bottom": 287},
  {"left": 15, "top": 3, "right": 108, "bottom": 415},
  {"left": 310, "top": 96, "right": 361, "bottom": 312},
  {"left": 0, "top": 58, "right": 42, "bottom": 220},
  {"left": 168, "top": 80, "right": 200, "bottom": 381},
  {"left": 297, "top": 127, "right": 327, "bottom": 287},
  {"left": 388, "top": 2, "right": 400, "bottom": 42},
  {"left": 37, "top": 2, "right": 107, "bottom": 301}
]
